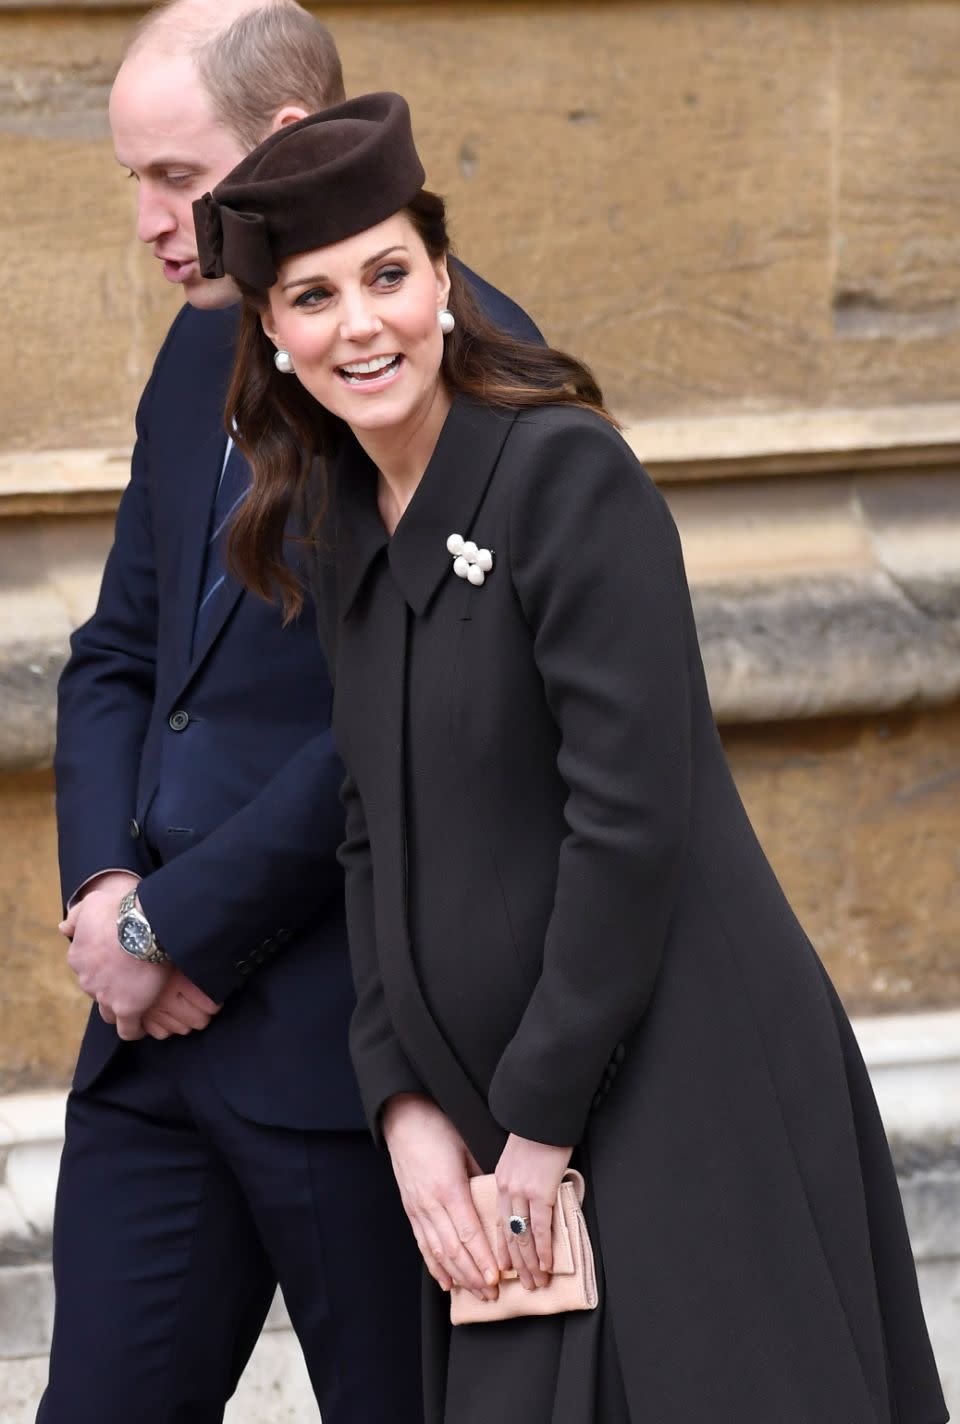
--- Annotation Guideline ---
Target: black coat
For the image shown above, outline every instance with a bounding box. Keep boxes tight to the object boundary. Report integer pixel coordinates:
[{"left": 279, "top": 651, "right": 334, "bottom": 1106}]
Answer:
[{"left": 322, "top": 396, "right": 946, "bottom": 1423}]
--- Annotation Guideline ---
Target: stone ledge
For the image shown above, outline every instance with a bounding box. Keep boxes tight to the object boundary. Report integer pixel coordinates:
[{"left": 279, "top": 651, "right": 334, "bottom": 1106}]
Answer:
[
  {"left": 0, "top": 450, "right": 129, "bottom": 519},
  {"left": 630, "top": 401, "right": 960, "bottom": 483},
  {"left": 4, "top": 462, "right": 960, "bottom": 768},
  {"left": 4, "top": 403, "right": 960, "bottom": 516},
  {"left": 856, "top": 1012, "right": 960, "bottom": 1144}
]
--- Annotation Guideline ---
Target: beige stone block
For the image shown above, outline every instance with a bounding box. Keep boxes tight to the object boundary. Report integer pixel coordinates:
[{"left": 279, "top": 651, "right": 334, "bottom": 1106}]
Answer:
[
  {"left": 832, "top": 4, "right": 960, "bottom": 405},
  {"left": 0, "top": 771, "right": 87, "bottom": 1094},
  {"left": 0, "top": 11, "right": 181, "bottom": 451},
  {"left": 2, "top": 1, "right": 960, "bottom": 443},
  {"left": 724, "top": 705, "right": 960, "bottom": 1016},
  {"left": 339, "top": 1, "right": 836, "bottom": 417},
  {"left": 2, "top": 1, "right": 836, "bottom": 447}
]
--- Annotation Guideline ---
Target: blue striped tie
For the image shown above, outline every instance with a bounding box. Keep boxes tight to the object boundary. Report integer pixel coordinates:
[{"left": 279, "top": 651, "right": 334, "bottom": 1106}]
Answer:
[{"left": 192, "top": 441, "right": 249, "bottom": 655}]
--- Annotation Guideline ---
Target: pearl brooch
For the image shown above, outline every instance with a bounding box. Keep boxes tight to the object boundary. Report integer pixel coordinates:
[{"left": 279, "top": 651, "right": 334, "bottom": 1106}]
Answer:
[{"left": 447, "top": 533, "right": 494, "bottom": 586}]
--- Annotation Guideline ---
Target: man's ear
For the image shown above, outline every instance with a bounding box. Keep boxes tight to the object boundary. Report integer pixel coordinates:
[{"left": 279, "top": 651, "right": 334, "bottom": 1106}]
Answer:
[{"left": 268, "top": 105, "right": 310, "bottom": 135}]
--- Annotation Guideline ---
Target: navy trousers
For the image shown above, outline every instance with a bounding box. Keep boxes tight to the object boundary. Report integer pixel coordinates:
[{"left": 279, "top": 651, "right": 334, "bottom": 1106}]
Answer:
[{"left": 37, "top": 1033, "right": 423, "bottom": 1424}]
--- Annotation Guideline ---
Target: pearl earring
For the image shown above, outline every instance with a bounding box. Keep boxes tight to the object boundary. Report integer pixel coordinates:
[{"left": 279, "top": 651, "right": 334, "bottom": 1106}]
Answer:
[
  {"left": 274, "top": 349, "right": 295, "bottom": 374},
  {"left": 438, "top": 309, "right": 456, "bottom": 335}
]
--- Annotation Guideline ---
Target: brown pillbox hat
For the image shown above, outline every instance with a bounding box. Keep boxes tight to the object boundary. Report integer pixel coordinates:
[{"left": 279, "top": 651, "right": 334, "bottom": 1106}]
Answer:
[{"left": 193, "top": 92, "right": 426, "bottom": 289}]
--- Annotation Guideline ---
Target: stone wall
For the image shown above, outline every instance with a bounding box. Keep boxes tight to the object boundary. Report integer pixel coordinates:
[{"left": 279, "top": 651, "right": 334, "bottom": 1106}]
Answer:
[{"left": 3, "top": 2, "right": 960, "bottom": 450}]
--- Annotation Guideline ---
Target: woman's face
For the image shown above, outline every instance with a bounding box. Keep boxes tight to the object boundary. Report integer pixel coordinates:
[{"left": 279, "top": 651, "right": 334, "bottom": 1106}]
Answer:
[{"left": 262, "top": 212, "right": 450, "bottom": 438}]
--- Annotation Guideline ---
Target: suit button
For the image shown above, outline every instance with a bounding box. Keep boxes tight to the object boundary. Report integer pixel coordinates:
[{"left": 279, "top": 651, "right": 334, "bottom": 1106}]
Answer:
[
  {"left": 276, "top": 928, "right": 291, "bottom": 945},
  {"left": 235, "top": 959, "right": 252, "bottom": 976},
  {"left": 169, "top": 710, "right": 190, "bottom": 732},
  {"left": 614, "top": 1042, "right": 626, "bottom": 1065},
  {"left": 128, "top": 818, "right": 141, "bottom": 840}
]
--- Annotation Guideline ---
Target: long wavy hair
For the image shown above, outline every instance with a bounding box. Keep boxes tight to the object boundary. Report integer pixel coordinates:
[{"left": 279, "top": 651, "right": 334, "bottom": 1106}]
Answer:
[{"left": 226, "top": 188, "right": 614, "bottom": 620}]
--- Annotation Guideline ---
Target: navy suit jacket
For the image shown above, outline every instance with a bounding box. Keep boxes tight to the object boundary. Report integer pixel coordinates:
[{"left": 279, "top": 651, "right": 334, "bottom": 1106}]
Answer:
[{"left": 54, "top": 262, "right": 542, "bottom": 1130}]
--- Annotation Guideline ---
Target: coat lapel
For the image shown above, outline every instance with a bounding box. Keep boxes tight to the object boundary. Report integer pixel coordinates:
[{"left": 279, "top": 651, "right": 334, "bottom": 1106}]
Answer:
[
  {"left": 387, "top": 397, "right": 518, "bottom": 615},
  {"left": 332, "top": 395, "right": 520, "bottom": 1170},
  {"left": 334, "top": 396, "right": 519, "bottom": 621}
]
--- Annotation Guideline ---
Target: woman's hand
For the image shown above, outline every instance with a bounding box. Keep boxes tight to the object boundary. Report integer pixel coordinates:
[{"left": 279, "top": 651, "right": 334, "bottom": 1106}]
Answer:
[
  {"left": 495, "top": 1133, "right": 574, "bottom": 1291},
  {"left": 381, "top": 1093, "right": 500, "bottom": 1302}
]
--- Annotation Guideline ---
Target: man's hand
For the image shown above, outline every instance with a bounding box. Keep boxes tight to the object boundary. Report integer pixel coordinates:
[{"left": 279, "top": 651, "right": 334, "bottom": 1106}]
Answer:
[
  {"left": 141, "top": 969, "right": 221, "bottom": 1040},
  {"left": 60, "top": 876, "right": 169, "bottom": 1040}
]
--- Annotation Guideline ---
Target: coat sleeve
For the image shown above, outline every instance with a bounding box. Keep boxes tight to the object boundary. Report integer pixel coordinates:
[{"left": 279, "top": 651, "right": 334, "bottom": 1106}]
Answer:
[
  {"left": 55, "top": 308, "right": 344, "bottom": 1004},
  {"left": 53, "top": 316, "right": 178, "bottom": 905},
  {"left": 339, "top": 770, "right": 425, "bottom": 1141},
  {"left": 137, "top": 722, "right": 346, "bottom": 1004},
  {"left": 487, "top": 414, "right": 693, "bottom": 1147}
]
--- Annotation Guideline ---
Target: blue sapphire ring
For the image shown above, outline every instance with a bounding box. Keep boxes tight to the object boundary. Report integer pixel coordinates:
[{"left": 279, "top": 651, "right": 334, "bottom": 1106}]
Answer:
[{"left": 508, "top": 1214, "right": 530, "bottom": 1237}]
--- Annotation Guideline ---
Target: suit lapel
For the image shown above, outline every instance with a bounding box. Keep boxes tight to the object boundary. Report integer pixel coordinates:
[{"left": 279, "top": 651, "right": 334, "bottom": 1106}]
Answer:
[
  {"left": 180, "top": 445, "right": 249, "bottom": 684},
  {"left": 169, "top": 308, "right": 247, "bottom": 694},
  {"left": 169, "top": 427, "right": 226, "bottom": 689}
]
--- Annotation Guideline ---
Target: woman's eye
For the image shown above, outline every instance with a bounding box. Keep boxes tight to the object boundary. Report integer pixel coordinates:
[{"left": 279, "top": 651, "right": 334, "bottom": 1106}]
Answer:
[
  {"left": 295, "top": 287, "right": 332, "bottom": 308},
  {"left": 165, "top": 174, "right": 193, "bottom": 187},
  {"left": 374, "top": 266, "right": 406, "bottom": 289}
]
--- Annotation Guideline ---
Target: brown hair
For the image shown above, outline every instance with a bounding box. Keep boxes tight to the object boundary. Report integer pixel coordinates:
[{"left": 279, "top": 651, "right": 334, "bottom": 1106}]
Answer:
[
  {"left": 127, "top": 2, "right": 345, "bottom": 149},
  {"left": 226, "top": 190, "right": 615, "bottom": 619}
]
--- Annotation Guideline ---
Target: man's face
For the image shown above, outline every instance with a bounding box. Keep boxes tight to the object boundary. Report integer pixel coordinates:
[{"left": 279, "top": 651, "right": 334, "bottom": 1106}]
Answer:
[{"left": 109, "top": 50, "right": 250, "bottom": 310}]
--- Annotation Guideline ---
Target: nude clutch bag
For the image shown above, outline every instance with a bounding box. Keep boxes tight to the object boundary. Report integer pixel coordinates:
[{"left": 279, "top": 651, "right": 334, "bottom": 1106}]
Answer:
[{"left": 450, "top": 1169, "right": 599, "bottom": 1325}]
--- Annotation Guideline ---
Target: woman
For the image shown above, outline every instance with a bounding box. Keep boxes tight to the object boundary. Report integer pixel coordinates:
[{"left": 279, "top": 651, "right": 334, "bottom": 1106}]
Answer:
[{"left": 193, "top": 94, "right": 947, "bottom": 1423}]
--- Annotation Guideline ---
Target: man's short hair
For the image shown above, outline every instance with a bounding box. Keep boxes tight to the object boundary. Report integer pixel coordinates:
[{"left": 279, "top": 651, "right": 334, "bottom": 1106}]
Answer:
[{"left": 129, "top": 1, "right": 346, "bottom": 149}]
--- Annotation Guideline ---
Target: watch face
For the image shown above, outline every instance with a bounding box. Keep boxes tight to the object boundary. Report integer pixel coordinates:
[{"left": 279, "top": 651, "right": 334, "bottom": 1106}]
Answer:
[{"left": 119, "top": 915, "right": 152, "bottom": 959}]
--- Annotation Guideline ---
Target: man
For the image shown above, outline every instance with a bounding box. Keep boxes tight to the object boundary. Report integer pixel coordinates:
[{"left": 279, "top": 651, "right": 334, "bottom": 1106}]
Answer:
[{"left": 42, "top": 3, "right": 542, "bottom": 1420}]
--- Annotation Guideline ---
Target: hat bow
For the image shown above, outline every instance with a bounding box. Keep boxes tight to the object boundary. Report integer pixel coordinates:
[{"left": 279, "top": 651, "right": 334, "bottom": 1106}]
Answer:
[{"left": 194, "top": 192, "right": 277, "bottom": 289}]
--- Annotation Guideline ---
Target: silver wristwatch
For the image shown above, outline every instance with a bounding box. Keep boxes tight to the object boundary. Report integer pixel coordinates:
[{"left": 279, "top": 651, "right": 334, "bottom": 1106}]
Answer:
[{"left": 117, "top": 889, "right": 168, "bottom": 965}]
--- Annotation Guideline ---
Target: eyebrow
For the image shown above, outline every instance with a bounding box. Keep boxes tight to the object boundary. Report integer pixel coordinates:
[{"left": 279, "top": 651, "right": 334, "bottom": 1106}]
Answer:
[
  {"left": 282, "top": 245, "right": 409, "bottom": 292},
  {"left": 115, "top": 157, "right": 196, "bottom": 174}
]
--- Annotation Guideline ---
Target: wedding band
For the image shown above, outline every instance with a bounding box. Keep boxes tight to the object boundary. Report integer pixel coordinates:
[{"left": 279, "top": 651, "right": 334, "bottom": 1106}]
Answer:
[{"left": 508, "top": 1214, "right": 530, "bottom": 1237}]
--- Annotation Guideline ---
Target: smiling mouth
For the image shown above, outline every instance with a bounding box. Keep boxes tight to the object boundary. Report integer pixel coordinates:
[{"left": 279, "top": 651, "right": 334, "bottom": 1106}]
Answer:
[{"left": 337, "top": 354, "right": 403, "bottom": 386}]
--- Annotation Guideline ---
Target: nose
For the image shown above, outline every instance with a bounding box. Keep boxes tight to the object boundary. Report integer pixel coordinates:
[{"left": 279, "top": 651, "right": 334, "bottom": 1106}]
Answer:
[
  {"left": 338, "top": 289, "right": 383, "bottom": 343},
  {"left": 136, "top": 183, "right": 177, "bottom": 247}
]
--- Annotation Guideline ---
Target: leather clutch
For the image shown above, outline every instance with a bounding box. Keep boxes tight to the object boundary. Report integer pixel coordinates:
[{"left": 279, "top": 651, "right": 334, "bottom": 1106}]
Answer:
[{"left": 450, "top": 1169, "right": 598, "bottom": 1325}]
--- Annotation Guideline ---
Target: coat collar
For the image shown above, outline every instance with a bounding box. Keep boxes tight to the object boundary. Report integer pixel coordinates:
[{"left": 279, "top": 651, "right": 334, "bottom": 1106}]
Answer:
[{"left": 332, "top": 395, "right": 519, "bottom": 619}]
